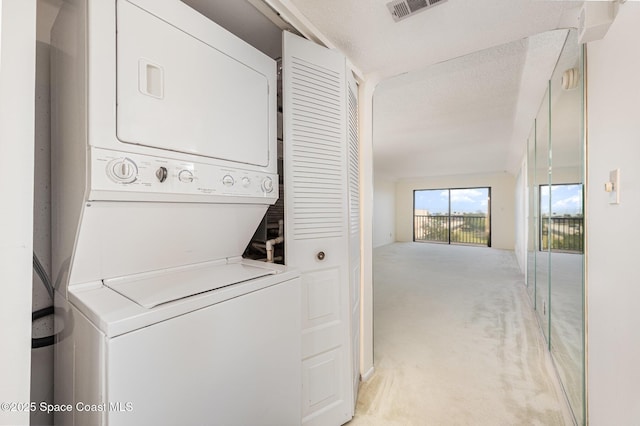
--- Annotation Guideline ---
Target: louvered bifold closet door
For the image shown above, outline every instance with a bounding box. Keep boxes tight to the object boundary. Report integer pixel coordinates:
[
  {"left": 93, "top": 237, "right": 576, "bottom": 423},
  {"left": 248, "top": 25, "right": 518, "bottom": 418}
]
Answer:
[
  {"left": 347, "top": 72, "right": 361, "bottom": 407},
  {"left": 283, "top": 31, "right": 353, "bottom": 426}
]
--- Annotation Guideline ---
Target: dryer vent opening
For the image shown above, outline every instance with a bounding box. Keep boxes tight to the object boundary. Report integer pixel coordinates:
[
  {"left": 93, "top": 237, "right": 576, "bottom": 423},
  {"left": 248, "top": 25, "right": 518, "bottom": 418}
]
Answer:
[{"left": 386, "top": 0, "right": 448, "bottom": 22}]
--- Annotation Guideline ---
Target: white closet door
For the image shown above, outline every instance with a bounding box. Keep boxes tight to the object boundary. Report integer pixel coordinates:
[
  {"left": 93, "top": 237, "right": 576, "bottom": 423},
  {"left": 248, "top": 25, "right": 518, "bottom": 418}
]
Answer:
[
  {"left": 283, "top": 31, "right": 353, "bottom": 425},
  {"left": 347, "top": 72, "right": 361, "bottom": 406}
]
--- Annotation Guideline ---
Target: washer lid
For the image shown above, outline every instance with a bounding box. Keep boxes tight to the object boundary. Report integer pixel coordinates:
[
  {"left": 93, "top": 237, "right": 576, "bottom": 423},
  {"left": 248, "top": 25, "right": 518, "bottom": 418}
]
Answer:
[{"left": 104, "top": 260, "right": 277, "bottom": 309}]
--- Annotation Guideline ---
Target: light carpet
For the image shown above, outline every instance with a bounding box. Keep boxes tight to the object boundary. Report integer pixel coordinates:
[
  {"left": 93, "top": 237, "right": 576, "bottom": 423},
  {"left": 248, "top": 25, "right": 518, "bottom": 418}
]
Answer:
[{"left": 349, "top": 242, "right": 571, "bottom": 426}]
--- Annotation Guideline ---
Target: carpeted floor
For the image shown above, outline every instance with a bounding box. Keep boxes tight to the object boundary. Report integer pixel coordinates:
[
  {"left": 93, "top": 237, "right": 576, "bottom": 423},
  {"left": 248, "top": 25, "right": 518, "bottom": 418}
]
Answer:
[{"left": 349, "top": 242, "right": 571, "bottom": 426}]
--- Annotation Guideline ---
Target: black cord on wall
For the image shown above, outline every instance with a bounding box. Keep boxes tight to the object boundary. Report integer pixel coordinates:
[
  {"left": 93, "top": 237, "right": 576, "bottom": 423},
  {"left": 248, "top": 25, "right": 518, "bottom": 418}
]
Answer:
[{"left": 32, "top": 253, "right": 55, "bottom": 349}]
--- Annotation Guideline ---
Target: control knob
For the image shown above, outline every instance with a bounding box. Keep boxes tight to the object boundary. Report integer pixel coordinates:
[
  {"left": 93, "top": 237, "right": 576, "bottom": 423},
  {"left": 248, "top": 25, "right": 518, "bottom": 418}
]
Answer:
[
  {"left": 155, "top": 166, "right": 168, "bottom": 183},
  {"left": 261, "top": 177, "right": 274, "bottom": 193},
  {"left": 178, "top": 169, "right": 194, "bottom": 183},
  {"left": 107, "top": 158, "right": 137, "bottom": 184}
]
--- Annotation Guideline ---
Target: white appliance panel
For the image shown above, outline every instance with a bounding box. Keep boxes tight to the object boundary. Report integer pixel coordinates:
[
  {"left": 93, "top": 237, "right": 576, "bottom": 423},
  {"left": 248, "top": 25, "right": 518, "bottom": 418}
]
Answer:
[
  {"left": 69, "top": 202, "right": 267, "bottom": 287},
  {"left": 104, "top": 261, "right": 276, "bottom": 308},
  {"left": 106, "top": 279, "right": 301, "bottom": 426},
  {"left": 56, "top": 275, "right": 301, "bottom": 425},
  {"left": 52, "top": 0, "right": 279, "bottom": 296},
  {"left": 68, "top": 261, "right": 298, "bottom": 338},
  {"left": 89, "top": 147, "right": 278, "bottom": 203},
  {"left": 116, "top": 0, "right": 271, "bottom": 167}
]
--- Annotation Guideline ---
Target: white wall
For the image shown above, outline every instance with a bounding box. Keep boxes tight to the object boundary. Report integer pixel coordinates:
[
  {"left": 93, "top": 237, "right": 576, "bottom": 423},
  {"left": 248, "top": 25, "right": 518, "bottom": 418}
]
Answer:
[
  {"left": 31, "top": 38, "right": 54, "bottom": 426},
  {"left": 586, "top": 3, "right": 640, "bottom": 424},
  {"left": 0, "top": 1, "right": 37, "bottom": 425},
  {"left": 395, "top": 172, "right": 516, "bottom": 250},
  {"left": 373, "top": 176, "right": 396, "bottom": 248},
  {"left": 30, "top": 2, "right": 61, "bottom": 425}
]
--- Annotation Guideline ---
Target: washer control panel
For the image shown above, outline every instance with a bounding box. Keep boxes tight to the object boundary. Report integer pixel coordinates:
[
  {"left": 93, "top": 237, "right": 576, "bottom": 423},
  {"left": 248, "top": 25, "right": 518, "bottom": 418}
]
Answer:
[{"left": 91, "top": 148, "right": 278, "bottom": 200}]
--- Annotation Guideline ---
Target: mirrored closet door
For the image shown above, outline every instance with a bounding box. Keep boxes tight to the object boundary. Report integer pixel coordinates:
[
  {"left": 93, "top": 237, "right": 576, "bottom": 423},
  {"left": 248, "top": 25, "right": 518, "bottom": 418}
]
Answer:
[{"left": 526, "top": 29, "right": 585, "bottom": 425}]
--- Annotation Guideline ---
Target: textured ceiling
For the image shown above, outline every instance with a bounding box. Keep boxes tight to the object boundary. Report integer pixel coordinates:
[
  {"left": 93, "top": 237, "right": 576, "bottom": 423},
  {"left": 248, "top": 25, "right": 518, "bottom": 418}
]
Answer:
[
  {"left": 288, "top": 0, "right": 584, "bottom": 180},
  {"left": 373, "top": 30, "right": 569, "bottom": 179},
  {"left": 287, "top": 0, "right": 582, "bottom": 80}
]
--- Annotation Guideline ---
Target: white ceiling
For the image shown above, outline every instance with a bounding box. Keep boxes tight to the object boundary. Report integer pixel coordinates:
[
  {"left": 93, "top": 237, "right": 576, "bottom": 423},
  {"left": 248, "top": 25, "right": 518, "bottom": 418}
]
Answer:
[
  {"left": 287, "top": 0, "right": 585, "bottom": 180},
  {"left": 373, "top": 30, "right": 569, "bottom": 179},
  {"left": 287, "top": 0, "right": 582, "bottom": 80}
]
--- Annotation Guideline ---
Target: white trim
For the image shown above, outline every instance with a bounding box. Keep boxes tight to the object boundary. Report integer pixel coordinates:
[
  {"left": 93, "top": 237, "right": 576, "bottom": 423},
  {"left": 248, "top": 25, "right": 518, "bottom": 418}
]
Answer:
[
  {"left": 361, "top": 366, "right": 375, "bottom": 382},
  {"left": 358, "top": 77, "right": 380, "bottom": 380},
  {"left": 0, "top": 1, "right": 37, "bottom": 425},
  {"left": 261, "top": 0, "right": 335, "bottom": 48},
  {"left": 257, "top": 0, "right": 364, "bottom": 79}
]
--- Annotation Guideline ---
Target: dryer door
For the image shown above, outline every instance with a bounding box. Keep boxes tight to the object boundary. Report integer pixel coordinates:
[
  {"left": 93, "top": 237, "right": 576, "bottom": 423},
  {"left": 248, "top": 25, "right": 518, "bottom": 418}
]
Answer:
[{"left": 115, "top": 0, "right": 274, "bottom": 167}]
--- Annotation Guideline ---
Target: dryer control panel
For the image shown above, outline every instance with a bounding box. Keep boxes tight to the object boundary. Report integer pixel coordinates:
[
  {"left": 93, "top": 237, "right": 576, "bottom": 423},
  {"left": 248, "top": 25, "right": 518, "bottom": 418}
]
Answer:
[{"left": 90, "top": 148, "right": 278, "bottom": 203}]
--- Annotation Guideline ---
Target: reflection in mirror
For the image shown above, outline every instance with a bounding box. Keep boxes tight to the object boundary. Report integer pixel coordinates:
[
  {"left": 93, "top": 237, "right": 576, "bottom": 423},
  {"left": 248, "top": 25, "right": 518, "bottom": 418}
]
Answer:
[
  {"left": 535, "top": 86, "right": 551, "bottom": 343},
  {"left": 548, "top": 29, "right": 585, "bottom": 425},
  {"left": 526, "top": 126, "right": 536, "bottom": 303}
]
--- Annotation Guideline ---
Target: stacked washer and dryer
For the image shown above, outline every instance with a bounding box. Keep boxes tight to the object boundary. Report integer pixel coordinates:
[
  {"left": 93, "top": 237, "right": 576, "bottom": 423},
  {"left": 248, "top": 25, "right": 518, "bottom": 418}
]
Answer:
[{"left": 51, "top": 0, "right": 300, "bottom": 425}]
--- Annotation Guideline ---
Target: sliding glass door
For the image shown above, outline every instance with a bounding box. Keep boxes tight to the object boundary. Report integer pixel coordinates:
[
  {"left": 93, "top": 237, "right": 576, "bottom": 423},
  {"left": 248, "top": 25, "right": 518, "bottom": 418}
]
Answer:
[{"left": 414, "top": 188, "right": 490, "bottom": 247}]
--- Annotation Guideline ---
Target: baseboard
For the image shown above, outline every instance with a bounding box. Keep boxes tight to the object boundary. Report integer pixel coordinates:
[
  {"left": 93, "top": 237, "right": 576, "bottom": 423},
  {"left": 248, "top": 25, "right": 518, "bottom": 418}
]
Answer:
[{"left": 360, "top": 366, "right": 375, "bottom": 382}]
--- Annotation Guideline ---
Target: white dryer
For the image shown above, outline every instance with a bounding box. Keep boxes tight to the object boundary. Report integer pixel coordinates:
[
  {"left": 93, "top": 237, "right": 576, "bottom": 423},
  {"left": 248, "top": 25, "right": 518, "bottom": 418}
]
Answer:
[{"left": 50, "top": 1, "right": 300, "bottom": 425}]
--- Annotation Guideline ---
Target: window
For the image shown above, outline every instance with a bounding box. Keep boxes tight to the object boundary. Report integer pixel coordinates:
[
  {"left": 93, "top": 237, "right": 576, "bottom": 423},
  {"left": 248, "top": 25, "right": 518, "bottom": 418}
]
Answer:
[
  {"left": 414, "top": 187, "right": 491, "bottom": 246},
  {"left": 539, "top": 183, "right": 584, "bottom": 253}
]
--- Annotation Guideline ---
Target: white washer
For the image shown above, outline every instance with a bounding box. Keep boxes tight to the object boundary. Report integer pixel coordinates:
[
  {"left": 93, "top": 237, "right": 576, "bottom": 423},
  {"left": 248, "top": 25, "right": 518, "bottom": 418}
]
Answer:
[
  {"left": 57, "top": 261, "right": 300, "bottom": 426},
  {"left": 50, "top": 1, "right": 300, "bottom": 425}
]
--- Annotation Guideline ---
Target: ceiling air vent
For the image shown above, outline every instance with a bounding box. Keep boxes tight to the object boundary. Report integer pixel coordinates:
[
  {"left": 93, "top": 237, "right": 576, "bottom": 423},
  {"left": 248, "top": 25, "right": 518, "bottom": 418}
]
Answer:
[{"left": 387, "top": 0, "right": 447, "bottom": 22}]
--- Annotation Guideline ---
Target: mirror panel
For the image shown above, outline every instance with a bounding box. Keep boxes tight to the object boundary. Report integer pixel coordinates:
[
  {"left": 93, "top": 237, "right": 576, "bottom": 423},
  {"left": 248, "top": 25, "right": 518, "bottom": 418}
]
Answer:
[
  {"left": 535, "top": 86, "right": 551, "bottom": 343},
  {"left": 526, "top": 125, "right": 537, "bottom": 303},
  {"left": 526, "top": 29, "right": 585, "bottom": 425},
  {"left": 549, "top": 30, "right": 585, "bottom": 425}
]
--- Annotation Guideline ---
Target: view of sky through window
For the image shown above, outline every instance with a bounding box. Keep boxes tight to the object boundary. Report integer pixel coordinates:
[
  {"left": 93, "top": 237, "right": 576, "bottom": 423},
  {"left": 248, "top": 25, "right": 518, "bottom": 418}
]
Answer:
[
  {"left": 415, "top": 188, "right": 489, "bottom": 215},
  {"left": 540, "top": 184, "right": 583, "bottom": 216}
]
